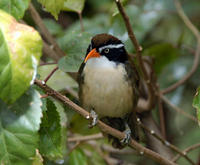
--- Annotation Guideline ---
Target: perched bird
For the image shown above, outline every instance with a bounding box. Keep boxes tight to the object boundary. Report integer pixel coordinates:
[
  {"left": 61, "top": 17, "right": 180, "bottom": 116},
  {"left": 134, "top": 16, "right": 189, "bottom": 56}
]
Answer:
[{"left": 78, "top": 33, "right": 139, "bottom": 148}]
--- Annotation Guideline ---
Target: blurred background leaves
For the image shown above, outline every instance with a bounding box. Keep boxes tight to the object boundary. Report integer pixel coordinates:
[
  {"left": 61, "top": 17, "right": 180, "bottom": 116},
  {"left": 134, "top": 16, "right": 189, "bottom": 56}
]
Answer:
[{"left": 0, "top": 0, "right": 200, "bottom": 164}]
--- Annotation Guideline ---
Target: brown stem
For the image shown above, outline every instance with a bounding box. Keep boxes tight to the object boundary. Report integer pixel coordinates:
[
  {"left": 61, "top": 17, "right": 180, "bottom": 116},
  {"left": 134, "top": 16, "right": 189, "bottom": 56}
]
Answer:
[
  {"left": 162, "top": 0, "right": 200, "bottom": 94},
  {"left": 78, "top": 12, "right": 84, "bottom": 32},
  {"left": 29, "top": 3, "right": 66, "bottom": 58},
  {"left": 160, "top": 94, "right": 199, "bottom": 123},
  {"left": 60, "top": 87, "right": 79, "bottom": 100},
  {"left": 67, "top": 141, "right": 81, "bottom": 154},
  {"left": 141, "top": 113, "right": 173, "bottom": 160},
  {"left": 44, "top": 66, "right": 59, "bottom": 83},
  {"left": 172, "top": 143, "right": 200, "bottom": 162},
  {"left": 34, "top": 79, "right": 177, "bottom": 165},
  {"left": 68, "top": 133, "right": 103, "bottom": 142},
  {"left": 158, "top": 96, "right": 166, "bottom": 138},
  {"left": 42, "top": 41, "right": 60, "bottom": 62},
  {"left": 139, "top": 117, "right": 195, "bottom": 165},
  {"left": 40, "top": 62, "right": 57, "bottom": 66},
  {"left": 115, "top": 0, "right": 155, "bottom": 111}
]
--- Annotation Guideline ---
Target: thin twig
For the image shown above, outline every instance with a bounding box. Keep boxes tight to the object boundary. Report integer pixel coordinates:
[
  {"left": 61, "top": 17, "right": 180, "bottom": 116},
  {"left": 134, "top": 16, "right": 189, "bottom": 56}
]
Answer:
[
  {"left": 158, "top": 96, "right": 166, "bottom": 139},
  {"left": 42, "top": 41, "right": 60, "bottom": 62},
  {"left": 162, "top": 0, "right": 200, "bottom": 94},
  {"left": 87, "top": 141, "right": 116, "bottom": 165},
  {"left": 115, "top": 0, "right": 155, "bottom": 111},
  {"left": 61, "top": 87, "right": 79, "bottom": 100},
  {"left": 34, "top": 79, "right": 177, "bottom": 165},
  {"left": 172, "top": 143, "right": 200, "bottom": 162},
  {"left": 138, "top": 119, "right": 196, "bottom": 165},
  {"left": 29, "top": 3, "right": 65, "bottom": 58},
  {"left": 40, "top": 62, "right": 57, "bottom": 66},
  {"left": 78, "top": 12, "right": 84, "bottom": 32},
  {"left": 68, "top": 133, "right": 103, "bottom": 142},
  {"left": 67, "top": 141, "right": 81, "bottom": 154},
  {"left": 44, "top": 66, "right": 59, "bottom": 83},
  {"left": 174, "top": 0, "right": 199, "bottom": 39},
  {"left": 160, "top": 94, "right": 199, "bottom": 123},
  {"left": 101, "top": 145, "right": 138, "bottom": 155}
]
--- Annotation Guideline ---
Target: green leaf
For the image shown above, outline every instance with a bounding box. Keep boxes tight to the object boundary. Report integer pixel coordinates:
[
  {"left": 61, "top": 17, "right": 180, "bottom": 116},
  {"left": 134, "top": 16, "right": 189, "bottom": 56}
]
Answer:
[
  {"left": 63, "top": 0, "right": 85, "bottom": 13},
  {"left": 0, "top": 10, "right": 42, "bottom": 104},
  {"left": 69, "top": 114, "right": 99, "bottom": 135},
  {"left": 43, "top": 19, "right": 63, "bottom": 37},
  {"left": 39, "top": 99, "right": 67, "bottom": 160},
  {"left": 37, "top": 0, "right": 64, "bottom": 20},
  {"left": 0, "top": 88, "right": 42, "bottom": 165},
  {"left": 144, "top": 43, "right": 180, "bottom": 74},
  {"left": 111, "top": 4, "right": 163, "bottom": 52},
  {"left": 192, "top": 87, "right": 200, "bottom": 126},
  {"left": 32, "top": 150, "right": 43, "bottom": 165},
  {"left": 88, "top": 150, "right": 106, "bottom": 165},
  {"left": 58, "top": 32, "right": 92, "bottom": 72},
  {"left": 38, "top": 64, "right": 78, "bottom": 91},
  {"left": 0, "top": 0, "right": 30, "bottom": 20},
  {"left": 158, "top": 56, "right": 192, "bottom": 89},
  {"left": 69, "top": 148, "right": 88, "bottom": 165},
  {"left": 63, "top": 14, "right": 109, "bottom": 35}
]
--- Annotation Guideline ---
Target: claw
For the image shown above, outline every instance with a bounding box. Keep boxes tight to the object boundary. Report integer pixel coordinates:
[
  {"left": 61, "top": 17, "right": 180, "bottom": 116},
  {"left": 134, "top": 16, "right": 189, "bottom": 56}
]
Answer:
[
  {"left": 121, "top": 123, "right": 132, "bottom": 144},
  {"left": 121, "top": 128, "right": 131, "bottom": 144},
  {"left": 89, "top": 109, "right": 98, "bottom": 128}
]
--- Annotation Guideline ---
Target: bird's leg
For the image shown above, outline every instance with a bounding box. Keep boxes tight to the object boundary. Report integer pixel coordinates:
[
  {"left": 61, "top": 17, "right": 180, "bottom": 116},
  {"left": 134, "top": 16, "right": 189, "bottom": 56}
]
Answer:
[
  {"left": 120, "top": 122, "right": 131, "bottom": 144},
  {"left": 89, "top": 109, "right": 98, "bottom": 127}
]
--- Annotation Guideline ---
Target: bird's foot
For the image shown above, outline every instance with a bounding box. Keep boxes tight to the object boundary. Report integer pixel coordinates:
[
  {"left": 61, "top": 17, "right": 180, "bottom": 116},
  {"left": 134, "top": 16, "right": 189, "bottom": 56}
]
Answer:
[
  {"left": 121, "top": 126, "right": 131, "bottom": 145},
  {"left": 89, "top": 109, "right": 98, "bottom": 128}
]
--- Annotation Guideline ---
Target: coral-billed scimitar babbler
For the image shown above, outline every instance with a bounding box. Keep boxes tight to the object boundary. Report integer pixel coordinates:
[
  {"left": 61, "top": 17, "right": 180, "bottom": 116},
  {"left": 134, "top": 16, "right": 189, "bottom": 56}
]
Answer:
[{"left": 78, "top": 33, "right": 139, "bottom": 148}]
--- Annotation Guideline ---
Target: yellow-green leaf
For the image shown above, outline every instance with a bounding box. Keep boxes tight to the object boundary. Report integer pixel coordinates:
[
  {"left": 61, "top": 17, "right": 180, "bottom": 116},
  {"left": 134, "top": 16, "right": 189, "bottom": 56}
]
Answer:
[
  {"left": 0, "top": 0, "right": 30, "bottom": 20},
  {"left": 0, "top": 10, "right": 42, "bottom": 104},
  {"left": 37, "top": 0, "right": 64, "bottom": 19},
  {"left": 63, "top": 0, "right": 85, "bottom": 13}
]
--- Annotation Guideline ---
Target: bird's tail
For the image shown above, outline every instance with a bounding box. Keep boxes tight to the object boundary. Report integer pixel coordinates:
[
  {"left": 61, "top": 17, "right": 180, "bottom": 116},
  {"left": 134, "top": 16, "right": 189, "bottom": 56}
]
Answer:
[{"left": 101, "top": 113, "right": 139, "bottom": 149}]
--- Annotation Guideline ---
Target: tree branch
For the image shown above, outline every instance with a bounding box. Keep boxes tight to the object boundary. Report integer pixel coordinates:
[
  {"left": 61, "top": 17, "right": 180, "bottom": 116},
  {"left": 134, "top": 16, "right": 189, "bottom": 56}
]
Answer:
[
  {"left": 138, "top": 118, "right": 195, "bottom": 165},
  {"left": 115, "top": 0, "right": 155, "bottom": 111},
  {"left": 68, "top": 133, "right": 103, "bottom": 142},
  {"left": 29, "top": 3, "right": 66, "bottom": 58},
  {"left": 158, "top": 95, "right": 166, "bottom": 138},
  {"left": 42, "top": 41, "right": 60, "bottom": 62},
  {"left": 172, "top": 143, "right": 200, "bottom": 162},
  {"left": 34, "top": 79, "right": 177, "bottom": 165},
  {"left": 162, "top": 0, "right": 200, "bottom": 94},
  {"left": 160, "top": 94, "right": 199, "bottom": 123},
  {"left": 44, "top": 66, "right": 58, "bottom": 83}
]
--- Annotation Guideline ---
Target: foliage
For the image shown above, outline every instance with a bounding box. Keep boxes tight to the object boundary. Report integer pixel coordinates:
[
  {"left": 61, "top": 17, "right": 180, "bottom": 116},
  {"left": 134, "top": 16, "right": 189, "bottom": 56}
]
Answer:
[
  {"left": 0, "top": 0, "right": 200, "bottom": 165},
  {"left": 0, "top": 10, "right": 42, "bottom": 104},
  {"left": 39, "top": 99, "right": 67, "bottom": 160},
  {"left": 37, "top": 0, "right": 65, "bottom": 20},
  {"left": 0, "top": 0, "right": 30, "bottom": 20},
  {"left": 0, "top": 88, "right": 42, "bottom": 165},
  {"left": 193, "top": 87, "right": 200, "bottom": 125},
  {"left": 63, "top": 0, "right": 85, "bottom": 14}
]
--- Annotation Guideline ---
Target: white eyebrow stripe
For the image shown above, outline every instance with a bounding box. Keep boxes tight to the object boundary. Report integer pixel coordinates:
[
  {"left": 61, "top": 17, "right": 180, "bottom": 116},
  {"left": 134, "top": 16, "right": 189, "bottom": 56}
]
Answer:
[{"left": 98, "top": 43, "right": 124, "bottom": 52}]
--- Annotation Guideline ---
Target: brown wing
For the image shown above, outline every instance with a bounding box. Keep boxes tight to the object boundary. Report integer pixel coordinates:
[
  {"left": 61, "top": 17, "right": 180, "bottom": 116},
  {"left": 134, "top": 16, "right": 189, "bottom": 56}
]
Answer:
[
  {"left": 77, "top": 62, "right": 85, "bottom": 105},
  {"left": 124, "top": 61, "right": 140, "bottom": 106},
  {"left": 125, "top": 61, "right": 140, "bottom": 141}
]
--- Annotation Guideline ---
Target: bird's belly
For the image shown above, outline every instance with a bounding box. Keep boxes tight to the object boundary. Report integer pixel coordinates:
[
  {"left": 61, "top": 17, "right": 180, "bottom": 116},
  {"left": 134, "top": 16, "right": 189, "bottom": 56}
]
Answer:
[{"left": 81, "top": 64, "right": 134, "bottom": 118}]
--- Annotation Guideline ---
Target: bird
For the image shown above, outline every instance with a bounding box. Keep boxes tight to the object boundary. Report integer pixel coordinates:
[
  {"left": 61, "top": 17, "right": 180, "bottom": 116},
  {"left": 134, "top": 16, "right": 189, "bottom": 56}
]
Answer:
[{"left": 78, "top": 33, "right": 140, "bottom": 148}]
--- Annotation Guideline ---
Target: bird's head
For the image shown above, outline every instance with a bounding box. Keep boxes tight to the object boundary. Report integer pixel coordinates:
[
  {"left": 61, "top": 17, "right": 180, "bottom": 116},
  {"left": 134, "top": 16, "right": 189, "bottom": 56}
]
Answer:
[{"left": 84, "top": 33, "right": 128, "bottom": 63}]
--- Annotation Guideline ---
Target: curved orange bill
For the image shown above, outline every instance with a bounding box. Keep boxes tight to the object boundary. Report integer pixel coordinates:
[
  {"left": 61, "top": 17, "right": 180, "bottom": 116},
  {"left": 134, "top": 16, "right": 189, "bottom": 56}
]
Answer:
[{"left": 84, "top": 48, "right": 100, "bottom": 63}]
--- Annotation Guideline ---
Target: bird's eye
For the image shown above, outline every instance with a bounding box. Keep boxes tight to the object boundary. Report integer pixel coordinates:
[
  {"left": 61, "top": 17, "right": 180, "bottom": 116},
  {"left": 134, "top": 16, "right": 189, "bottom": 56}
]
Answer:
[{"left": 104, "top": 48, "right": 109, "bottom": 54}]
